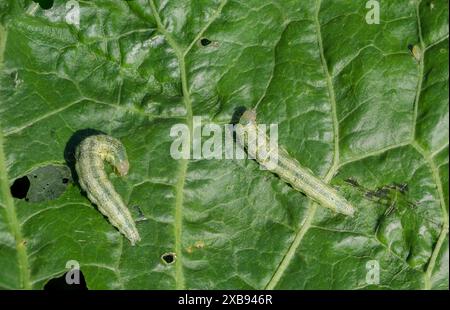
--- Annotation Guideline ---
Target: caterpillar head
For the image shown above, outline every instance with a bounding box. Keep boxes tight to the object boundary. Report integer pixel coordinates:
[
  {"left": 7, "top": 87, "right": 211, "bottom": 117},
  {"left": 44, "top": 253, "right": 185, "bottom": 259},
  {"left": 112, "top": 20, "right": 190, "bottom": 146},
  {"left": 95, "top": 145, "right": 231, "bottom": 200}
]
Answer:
[
  {"left": 239, "top": 108, "right": 257, "bottom": 125},
  {"left": 116, "top": 160, "right": 129, "bottom": 176}
]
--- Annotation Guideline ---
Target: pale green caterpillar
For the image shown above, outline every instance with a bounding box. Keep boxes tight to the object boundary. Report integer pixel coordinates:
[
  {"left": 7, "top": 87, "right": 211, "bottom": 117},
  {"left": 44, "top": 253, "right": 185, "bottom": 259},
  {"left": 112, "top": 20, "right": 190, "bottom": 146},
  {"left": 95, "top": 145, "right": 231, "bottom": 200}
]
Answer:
[
  {"left": 75, "top": 134, "right": 141, "bottom": 245},
  {"left": 236, "top": 109, "right": 355, "bottom": 216}
]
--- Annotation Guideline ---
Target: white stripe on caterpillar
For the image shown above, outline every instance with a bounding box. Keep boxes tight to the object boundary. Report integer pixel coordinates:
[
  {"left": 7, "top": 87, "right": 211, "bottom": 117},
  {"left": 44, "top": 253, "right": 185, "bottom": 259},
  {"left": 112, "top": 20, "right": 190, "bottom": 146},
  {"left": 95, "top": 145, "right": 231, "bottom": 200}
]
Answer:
[
  {"left": 236, "top": 109, "right": 355, "bottom": 216},
  {"left": 75, "top": 134, "right": 141, "bottom": 245}
]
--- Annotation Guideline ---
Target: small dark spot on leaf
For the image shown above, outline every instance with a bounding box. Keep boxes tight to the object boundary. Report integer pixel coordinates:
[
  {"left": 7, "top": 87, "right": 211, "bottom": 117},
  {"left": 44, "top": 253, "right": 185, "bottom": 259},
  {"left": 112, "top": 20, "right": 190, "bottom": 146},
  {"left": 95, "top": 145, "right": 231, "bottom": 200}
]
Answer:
[
  {"left": 424, "top": 0, "right": 437, "bottom": 11},
  {"left": 200, "top": 38, "right": 212, "bottom": 46},
  {"left": 62, "top": 178, "right": 69, "bottom": 184},
  {"left": 10, "top": 176, "right": 30, "bottom": 199},
  {"left": 161, "top": 252, "right": 176, "bottom": 265}
]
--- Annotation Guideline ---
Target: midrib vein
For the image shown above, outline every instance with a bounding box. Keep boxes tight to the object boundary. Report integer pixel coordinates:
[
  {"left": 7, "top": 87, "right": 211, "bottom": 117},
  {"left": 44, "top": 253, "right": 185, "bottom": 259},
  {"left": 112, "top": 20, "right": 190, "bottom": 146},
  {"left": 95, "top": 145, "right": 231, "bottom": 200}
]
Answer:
[
  {"left": 149, "top": 0, "right": 192, "bottom": 289},
  {"left": 1, "top": 24, "right": 31, "bottom": 290},
  {"left": 412, "top": 142, "right": 449, "bottom": 289},
  {"left": 265, "top": 0, "right": 340, "bottom": 289},
  {"left": 0, "top": 128, "right": 31, "bottom": 289},
  {"left": 411, "top": 3, "right": 448, "bottom": 289},
  {"left": 183, "top": 0, "right": 228, "bottom": 57}
]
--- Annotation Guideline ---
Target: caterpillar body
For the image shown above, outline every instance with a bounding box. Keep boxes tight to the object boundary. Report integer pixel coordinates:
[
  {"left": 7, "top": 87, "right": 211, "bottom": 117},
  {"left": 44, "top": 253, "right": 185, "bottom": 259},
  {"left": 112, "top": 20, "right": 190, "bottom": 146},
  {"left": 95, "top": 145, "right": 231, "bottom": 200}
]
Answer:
[
  {"left": 236, "top": 109, "right": 355, "bottom": 216},
  {"left": 75, "top": 134, "right": 141, "bottom": 245}
]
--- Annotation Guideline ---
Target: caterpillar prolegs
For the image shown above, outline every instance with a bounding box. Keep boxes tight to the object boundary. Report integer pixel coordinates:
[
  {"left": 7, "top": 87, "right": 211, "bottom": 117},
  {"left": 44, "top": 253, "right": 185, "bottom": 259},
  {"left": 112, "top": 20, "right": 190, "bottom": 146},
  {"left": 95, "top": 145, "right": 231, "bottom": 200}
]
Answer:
[
  {"left": 75, "top": 134, "right": 141, "bottom": 245},
  {"left": 236, "top": 109, "right": 355, "bottom": 216}
]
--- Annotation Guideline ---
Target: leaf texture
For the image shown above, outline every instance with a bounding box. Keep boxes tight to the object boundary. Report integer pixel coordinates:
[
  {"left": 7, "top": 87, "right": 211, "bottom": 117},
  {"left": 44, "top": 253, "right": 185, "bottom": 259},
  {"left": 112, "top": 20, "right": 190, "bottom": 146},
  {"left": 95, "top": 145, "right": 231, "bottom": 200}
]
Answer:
[{"left": 0, "top": 0, "right": 448, "bottom": 289}]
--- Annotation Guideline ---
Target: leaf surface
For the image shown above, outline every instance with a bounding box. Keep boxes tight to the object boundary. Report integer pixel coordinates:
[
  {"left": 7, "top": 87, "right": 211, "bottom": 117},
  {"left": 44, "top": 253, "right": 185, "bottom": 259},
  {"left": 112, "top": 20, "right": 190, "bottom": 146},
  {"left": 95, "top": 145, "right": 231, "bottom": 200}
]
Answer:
[{"left": 0, "top": 0, "right": 448, "bottom": 289}]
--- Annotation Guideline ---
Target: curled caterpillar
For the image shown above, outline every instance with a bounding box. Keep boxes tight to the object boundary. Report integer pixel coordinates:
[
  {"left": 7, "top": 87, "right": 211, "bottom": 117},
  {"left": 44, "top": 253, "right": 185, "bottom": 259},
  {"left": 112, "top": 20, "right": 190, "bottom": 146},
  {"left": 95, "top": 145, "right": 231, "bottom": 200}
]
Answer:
[
  {"left": 75, "top": 134, "right": 141, "bottom": 245},
  {"left": 236, "top": 109, "right": 355, "bottom": 216}
]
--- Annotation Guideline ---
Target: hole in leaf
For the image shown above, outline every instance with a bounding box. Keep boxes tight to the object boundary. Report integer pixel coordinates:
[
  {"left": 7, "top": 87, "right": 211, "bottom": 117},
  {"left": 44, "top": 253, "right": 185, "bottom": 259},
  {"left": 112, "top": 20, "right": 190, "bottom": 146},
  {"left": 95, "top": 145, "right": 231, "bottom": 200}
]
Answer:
[
  {"left": 33, "top": 0, "right": 54, "bottom": 10},
  {"left": 23, "top": 165, "right": 71, "bottom": 203},
  {"left": 44, "top": 270, "right": 88, "bottom": 290},
  {"left": 10, "top": 176, "right": 30, "bottom": 199},
  {"left": 200, "top": 38, "right": 212, "bottom": 46},
  {"left": 161, "top": 252, "right": 176, "bottom": 265}
]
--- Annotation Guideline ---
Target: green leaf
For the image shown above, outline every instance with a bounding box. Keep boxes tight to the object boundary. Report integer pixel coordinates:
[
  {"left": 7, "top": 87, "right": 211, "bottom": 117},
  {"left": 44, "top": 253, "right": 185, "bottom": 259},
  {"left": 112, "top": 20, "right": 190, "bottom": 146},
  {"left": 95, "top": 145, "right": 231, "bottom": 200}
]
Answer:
[{"left": 0, "top": 0, "right": 448, "bottom": 289}]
